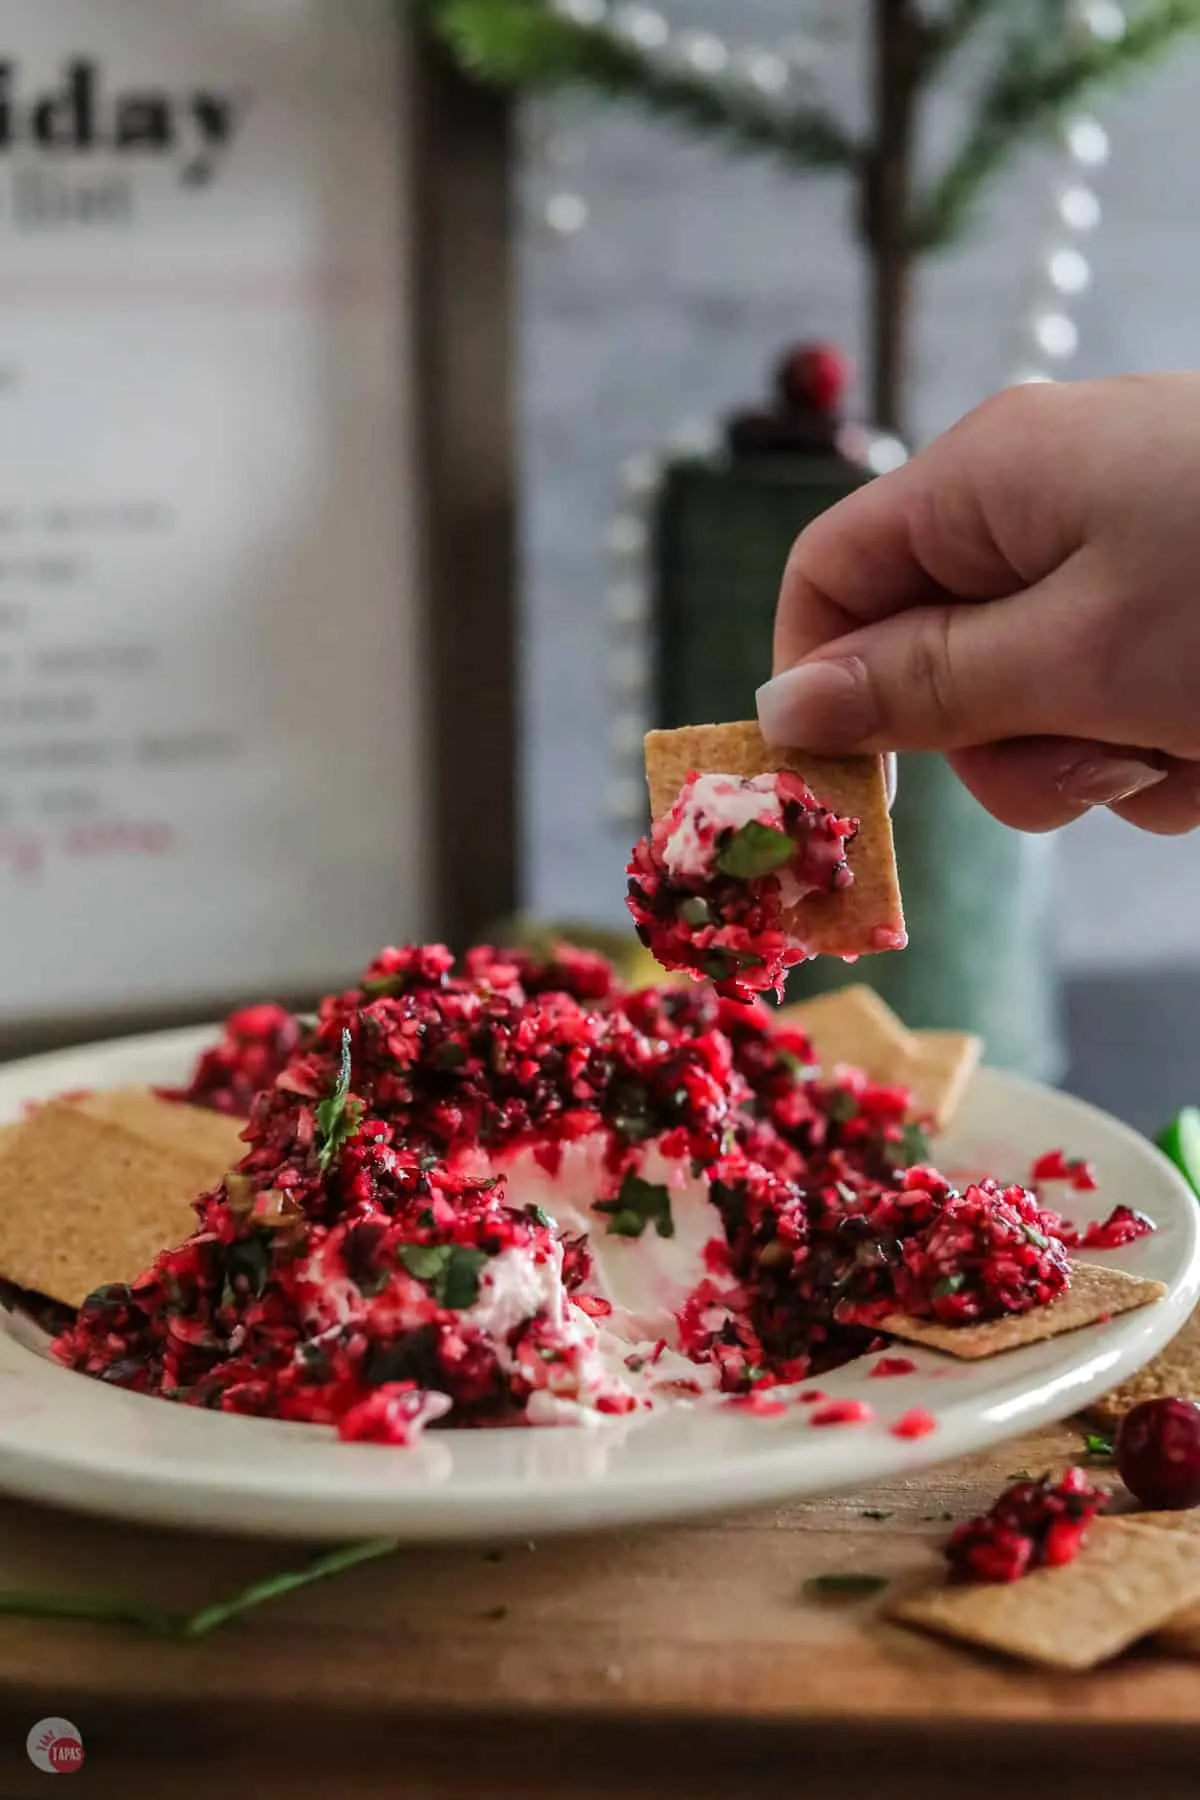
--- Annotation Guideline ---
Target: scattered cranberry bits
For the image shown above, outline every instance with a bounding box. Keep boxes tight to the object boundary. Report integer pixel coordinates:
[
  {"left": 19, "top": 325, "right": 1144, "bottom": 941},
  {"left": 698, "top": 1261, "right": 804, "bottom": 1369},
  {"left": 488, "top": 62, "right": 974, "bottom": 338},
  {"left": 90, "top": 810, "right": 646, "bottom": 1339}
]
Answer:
[
  {"left": 50, "top": 943, "right": 1155, "bottom": 1447},
  {"left": 945, "top": 1468, "right": 1107, "bottom": 1583},
  {"left": 626, "top": 769, "right": 857, "bottom": 999}
]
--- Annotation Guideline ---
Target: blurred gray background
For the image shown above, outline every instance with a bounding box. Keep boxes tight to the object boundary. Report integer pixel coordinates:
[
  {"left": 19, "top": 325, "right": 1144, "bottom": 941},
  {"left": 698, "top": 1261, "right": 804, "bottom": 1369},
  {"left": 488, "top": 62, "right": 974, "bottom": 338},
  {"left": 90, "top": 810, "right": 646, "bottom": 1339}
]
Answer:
[{"left": 518, "top": 3, "right": 1200, "bottom": 973}]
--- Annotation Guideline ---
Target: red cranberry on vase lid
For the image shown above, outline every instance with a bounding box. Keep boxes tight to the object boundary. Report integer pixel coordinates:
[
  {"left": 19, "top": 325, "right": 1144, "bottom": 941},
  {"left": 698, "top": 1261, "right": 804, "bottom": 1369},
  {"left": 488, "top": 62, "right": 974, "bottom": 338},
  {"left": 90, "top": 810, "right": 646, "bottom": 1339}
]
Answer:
[
  {"left": 1115, "top": 1397, "right": 1200, "bottom": 1510},
  {"left": 726, "top": 338, "right": 852, "bottom": 459}
]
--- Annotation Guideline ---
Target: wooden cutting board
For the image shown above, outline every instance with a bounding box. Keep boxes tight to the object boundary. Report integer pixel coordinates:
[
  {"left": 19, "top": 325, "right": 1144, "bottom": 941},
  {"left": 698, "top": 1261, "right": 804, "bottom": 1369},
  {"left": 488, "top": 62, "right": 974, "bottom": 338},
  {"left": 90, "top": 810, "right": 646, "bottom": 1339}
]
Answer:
[{"left": 0, "top": 1418, "right": 1198, "bottom": 1799}]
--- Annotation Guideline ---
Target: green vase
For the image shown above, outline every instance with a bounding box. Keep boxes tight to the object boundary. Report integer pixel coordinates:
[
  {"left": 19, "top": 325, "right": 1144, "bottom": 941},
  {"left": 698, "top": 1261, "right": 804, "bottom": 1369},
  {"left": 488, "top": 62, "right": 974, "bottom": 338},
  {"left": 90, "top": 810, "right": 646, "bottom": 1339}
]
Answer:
[{"left": 652, "top": 453, "right": 1064, "bottom": 1082}]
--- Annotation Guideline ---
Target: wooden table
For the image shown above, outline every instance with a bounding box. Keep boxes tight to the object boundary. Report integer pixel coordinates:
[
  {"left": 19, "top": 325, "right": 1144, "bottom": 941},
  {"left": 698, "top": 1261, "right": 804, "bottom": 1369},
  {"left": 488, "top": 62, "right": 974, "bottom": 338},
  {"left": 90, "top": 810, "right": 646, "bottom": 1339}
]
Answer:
[{"left": 0, "top": 1420, "right": 1198, "bottom": 1798}]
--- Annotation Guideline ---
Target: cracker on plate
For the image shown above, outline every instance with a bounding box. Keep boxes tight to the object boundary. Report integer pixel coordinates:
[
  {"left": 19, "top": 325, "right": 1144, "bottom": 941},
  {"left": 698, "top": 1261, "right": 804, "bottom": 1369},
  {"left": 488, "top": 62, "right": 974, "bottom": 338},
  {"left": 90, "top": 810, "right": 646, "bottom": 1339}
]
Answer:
[
  {"left": 902, "top": 1030, "right": 983, "bottom": 1134},
  {"left": 643, "top": 722, "right": 904, "bottom": 958},
  {"left": 775, "top": 986, "right": 981, "bottom": 1133},
  {"left": 74, "top": 1087, "right": 243, "bottom": 1180},
  {"left": 892, "top": 1516, "right": 1200, "bottom": 1671},
  {"left": 774, "top": 985, "right": 916, "bottom": 1081},
  {"left": 879, "top": 1262, "right": 1166, "bottom": 1361},
  {"left": 0, "top": 1102, "right": 216, "bottom": 1307}
]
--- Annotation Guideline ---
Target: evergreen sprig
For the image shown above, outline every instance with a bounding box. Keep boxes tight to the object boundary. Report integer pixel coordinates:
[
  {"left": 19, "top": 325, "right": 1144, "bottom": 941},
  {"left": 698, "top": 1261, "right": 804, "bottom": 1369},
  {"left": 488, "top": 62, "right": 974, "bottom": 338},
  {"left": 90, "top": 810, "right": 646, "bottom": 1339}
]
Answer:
[
  {"left": 914, "top": 0, "right": 1200, "bottom": 249},
  {"left": 419, "top": 0, "right": 1200, "bottom": 257},
  {"left": 420, "top": 0, "right": 858, "bottom": 172}
]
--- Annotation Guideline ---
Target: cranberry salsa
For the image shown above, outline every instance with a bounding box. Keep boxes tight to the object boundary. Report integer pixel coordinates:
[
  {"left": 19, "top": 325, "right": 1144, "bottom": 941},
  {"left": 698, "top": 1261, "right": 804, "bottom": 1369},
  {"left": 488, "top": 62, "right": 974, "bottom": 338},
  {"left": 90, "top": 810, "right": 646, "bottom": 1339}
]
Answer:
[
  {"left": 52, "top": 942, "right": 1152, "bottom": 1447},
  {"left": 625, "top": 769, "right": 858, "bottom": 1000}
]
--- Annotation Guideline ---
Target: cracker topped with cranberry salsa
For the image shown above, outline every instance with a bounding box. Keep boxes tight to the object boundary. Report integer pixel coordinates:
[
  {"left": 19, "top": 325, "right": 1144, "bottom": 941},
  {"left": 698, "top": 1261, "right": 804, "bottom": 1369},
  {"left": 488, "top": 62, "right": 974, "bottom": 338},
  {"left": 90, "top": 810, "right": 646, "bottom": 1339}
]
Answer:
[{"left": 628, "top": 722, "right": 905, "bottom": 999}]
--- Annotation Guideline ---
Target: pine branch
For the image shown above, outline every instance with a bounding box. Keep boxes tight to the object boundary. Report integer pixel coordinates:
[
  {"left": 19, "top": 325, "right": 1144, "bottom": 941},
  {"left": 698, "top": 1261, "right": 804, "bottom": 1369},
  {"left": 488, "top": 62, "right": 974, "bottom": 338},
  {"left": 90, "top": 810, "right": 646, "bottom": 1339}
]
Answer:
[
  {"left": 920, "top": 0, "right": 1006, "bottom": 81},
  {"left": 420, "top": 0, "right": 859, "bottom": 172},
  {"left": 913, "top": 0, "right": 1200, "bottom": 250}
]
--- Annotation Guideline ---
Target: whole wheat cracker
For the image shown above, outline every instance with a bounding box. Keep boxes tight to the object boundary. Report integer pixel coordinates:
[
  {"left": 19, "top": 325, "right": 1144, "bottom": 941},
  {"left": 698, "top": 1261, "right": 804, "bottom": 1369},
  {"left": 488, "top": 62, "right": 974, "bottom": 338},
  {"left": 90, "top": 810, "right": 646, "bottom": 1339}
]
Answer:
[
  {"left": 0, "top": 1102, "right": 215, "bottom": 1307},
  {"left": 1082, "top": 1302, "right": 1200, "bottom": 1429},
  {"left": 643, "top": 723, "right": 904, "bottom": 958},
  {"left": 902, "top": 1030, "right": 983, "bottom": 1134},
  {"left": 892, "top": 1516, "right": 1200, "bottom": 1671},
  {"left": 774, "top": 987, "right": 981, "bottom": 1133},
  {"left": 74, "top": 1087, "right": 242, "bottom": 1182},
  {"left": 878, "top": 1262, "right": 1166, "bottom": 1361},
  {"left": 774, "top": 985, "right": 917, "bottom": 1081}
]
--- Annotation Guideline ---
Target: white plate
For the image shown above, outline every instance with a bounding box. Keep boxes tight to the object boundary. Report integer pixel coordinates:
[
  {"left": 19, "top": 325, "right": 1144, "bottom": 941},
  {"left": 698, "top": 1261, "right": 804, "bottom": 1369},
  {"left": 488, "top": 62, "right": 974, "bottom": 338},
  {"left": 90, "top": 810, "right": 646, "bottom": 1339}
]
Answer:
[{"left": 0, "top": 1026, "right": 1196, "bottom": 1542}]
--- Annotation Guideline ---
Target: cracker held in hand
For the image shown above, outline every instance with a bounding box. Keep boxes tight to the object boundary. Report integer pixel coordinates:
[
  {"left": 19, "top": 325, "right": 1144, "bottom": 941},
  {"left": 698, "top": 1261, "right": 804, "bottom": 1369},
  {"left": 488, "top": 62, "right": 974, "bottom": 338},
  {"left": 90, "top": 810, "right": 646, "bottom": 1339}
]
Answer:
[
  {"left": 0, "top": 1101, "right": 222, "bottom": 1308},
  {"left": 893, "top": 1517, "right": 1200, "bottom": 1671},
  {"left": 643, "top": 723, "right": 904, "bottom": 958},
  {"left": 880, "top": 1262, "right": 1166, "bottom": 1361}
]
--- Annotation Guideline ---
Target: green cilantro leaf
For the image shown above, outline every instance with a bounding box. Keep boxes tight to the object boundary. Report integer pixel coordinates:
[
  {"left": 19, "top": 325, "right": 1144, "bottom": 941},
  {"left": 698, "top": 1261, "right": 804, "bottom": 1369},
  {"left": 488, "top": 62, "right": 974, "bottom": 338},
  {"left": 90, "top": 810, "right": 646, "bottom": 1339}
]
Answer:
[
  {"left": 396, "top": 1243, "right": 491, "bottom": 1310},
  {"left": 677, "top": 895, "right": 714, "bottom": 927},
  {"left": 1084, "top": 1431, "right": 1115, "bottom": 1460},
  {"left": 594, "top": 1173, "right": 675, "bottom": 1241},
  {"left": 932, "top": 1272, "right": 967, "bottom": 1299},
  {"left": 885, "top": 1121, "right": 931, "bottom": 1169},
  {"left": 315, "top": 1029, "right": 364, "bottom": 1172},
  {"left": 715, "top": 820, "right": 797, "bottom": 881}
]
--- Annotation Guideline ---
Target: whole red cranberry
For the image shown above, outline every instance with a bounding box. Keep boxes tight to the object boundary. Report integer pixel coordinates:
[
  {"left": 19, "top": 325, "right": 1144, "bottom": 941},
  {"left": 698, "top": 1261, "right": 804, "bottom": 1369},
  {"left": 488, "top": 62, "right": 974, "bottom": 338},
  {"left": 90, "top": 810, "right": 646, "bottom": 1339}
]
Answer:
[
  {"left": 775, "top": 341, "right": 849, "bottom": 416},
  {"left": 1116, "top": 1396, "right": 1200, "bottom": 1509}
]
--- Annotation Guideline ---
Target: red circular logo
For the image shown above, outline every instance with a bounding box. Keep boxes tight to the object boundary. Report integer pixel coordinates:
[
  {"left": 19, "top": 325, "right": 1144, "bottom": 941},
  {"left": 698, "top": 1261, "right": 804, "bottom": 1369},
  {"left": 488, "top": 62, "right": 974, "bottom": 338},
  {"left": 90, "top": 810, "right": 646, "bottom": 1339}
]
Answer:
[
  {"left": 48, "top": 1737, "right": 84, "bottom": 1774},
  {"left": 26, "top": 1718, "right": 84, "bottom": 1775}
]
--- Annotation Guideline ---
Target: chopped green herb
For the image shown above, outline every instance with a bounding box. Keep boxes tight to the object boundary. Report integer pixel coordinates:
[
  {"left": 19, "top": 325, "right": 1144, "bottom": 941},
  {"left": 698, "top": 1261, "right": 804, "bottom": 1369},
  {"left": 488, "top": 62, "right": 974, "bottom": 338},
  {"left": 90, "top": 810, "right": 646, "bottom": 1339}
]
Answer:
[
  {"left": 594, "top": 1173, "right": 674, "bottom": 1241},
  {"left": 0, "top": 1538, "right": 399, "bottom": 1641},
  {"left": 804, "top": 1573, "right": 889, "bottom": 1599},
  {"left": 397, "top": 1243, "right": 491, "bottom": 1310},
  {"left": 1021, "top": 1223, "right": 1050, "bottom": 1249},
  {"left": 677, "top": 895, "right": 714, "bottom": 927},
  {"left": 779, "top": 1050, "right": 819, "bottom": 1081},
  {"left": 933, "top": 1272, "right": 967, "bottom": 1298},
  {"left": 315, "top": 1029, "right": 364, "bottom": 1172},
  {"left": 223, "top": 1234, "right": 271, "bottom": 1301},
  {"left": 361, "top": 973, "right": 405, "bottom": 999},
  {"left": 715, "top": 820, "right": 796, "bottom": 881},
  {"left": 434, "top": 1041, "right": 467, "bottom": 1071},
  {"left": 885, "top": 1121, "right": 931, "bottom": 1170},
  {"left": 702, "top": 949, "right": 737, "bottom": 983},
  {"left": 860, "top": 1509, "right": 893, "bottom": 1521},
  {"left": 827, "top": 1090, "right": 859, "bottom": 1125},
  {"left": 526, "top": 1204, "right": 553, "bottom": 1229},
  {"left": 1084, "top": 1431, "right": 1115, "bottom": 1459}
]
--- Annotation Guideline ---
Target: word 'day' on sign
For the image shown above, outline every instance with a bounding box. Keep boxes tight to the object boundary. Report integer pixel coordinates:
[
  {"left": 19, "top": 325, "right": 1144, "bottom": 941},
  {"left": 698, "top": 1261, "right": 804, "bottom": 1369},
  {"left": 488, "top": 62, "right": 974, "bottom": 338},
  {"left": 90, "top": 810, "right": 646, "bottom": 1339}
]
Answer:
[{"left": 0, "top": 1, "right": 515, "bottom": 1035}]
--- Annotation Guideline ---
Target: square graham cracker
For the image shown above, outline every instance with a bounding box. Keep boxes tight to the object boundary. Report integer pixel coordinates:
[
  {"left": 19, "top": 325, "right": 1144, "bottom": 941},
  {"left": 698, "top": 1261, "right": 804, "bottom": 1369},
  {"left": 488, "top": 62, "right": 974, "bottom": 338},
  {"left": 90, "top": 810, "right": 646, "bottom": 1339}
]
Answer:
[
  {"left": 0, "top": 1102, "right": 215, "bottom": 1307},
  {"left": 1082, "top": 1302, "right": 1200, "bottom": 1430},
  {"left": 74, "top": 1088, "right": 243, "bottom": 1182},
  {"left": 774, "top": 984, "right": 917, "bottom": 1082},
  {"left": 774, "top": 987, "right": 981, "bottom": 1133},
  {"left": 643, "top": 723, "right": 904, "bottom": 958},
  {"left": 903, "top": 1030, "right": 983, "bottom": 1134},
  {"left": 879, "top": 1262, "right": 1166, "bottom": 1361},
  {"left": 892, "top": 1517, "right": 1200, "bottom": 1671}
]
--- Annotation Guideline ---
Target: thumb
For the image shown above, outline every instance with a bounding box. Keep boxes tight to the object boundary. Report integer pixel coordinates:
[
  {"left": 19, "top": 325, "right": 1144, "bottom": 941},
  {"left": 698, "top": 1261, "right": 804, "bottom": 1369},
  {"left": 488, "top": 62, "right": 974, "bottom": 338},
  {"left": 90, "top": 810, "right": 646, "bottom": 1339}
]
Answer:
[{"left": 756, "top": 569, "right": 1087, "bottom": 754}]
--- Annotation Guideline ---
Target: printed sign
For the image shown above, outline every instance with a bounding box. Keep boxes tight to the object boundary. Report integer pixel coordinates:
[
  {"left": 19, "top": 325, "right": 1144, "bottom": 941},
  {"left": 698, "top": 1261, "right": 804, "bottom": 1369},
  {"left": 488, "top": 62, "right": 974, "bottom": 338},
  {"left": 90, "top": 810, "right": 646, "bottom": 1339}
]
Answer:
[{"left": 0, "top": 0, "right": 428, "bottom": 1023}]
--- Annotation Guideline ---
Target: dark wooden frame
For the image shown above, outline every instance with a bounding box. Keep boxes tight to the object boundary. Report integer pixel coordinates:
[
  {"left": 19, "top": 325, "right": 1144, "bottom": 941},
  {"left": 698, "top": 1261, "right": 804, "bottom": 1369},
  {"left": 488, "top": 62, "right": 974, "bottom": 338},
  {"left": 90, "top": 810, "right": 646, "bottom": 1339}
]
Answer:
[{"left": 0, "top": 30, "right": 517, "bottom": 1058}]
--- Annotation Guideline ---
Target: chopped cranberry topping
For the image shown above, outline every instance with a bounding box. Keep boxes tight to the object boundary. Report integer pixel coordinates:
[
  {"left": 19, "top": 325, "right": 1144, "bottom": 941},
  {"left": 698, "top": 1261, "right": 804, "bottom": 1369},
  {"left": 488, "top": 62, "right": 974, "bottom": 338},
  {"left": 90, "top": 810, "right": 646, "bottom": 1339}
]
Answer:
[
  {"left": 625, "top": 769, "right": 857, "bottom": 1000},
  {"left": 870, "top": 1357, "right": 918, "bottom": 1378},
  {"left": 1031, "top": 1150, "right": 1098, "bottom": 1192},
  {"left": 810, "top": 1399, "right": 874, "bottom": 1427},
  {"left": 890, "top": 1407, "right": 937, "bottom": 1439},
  {"left": 945, "top": 1467, "right": 1106, "bottom": 1583},
  {"left": 49, "top": 937, "right": 1150, "bottom": 1446},
  {"left": 1115, "top": 1397, "right": 1200, "bottom": 1509}
]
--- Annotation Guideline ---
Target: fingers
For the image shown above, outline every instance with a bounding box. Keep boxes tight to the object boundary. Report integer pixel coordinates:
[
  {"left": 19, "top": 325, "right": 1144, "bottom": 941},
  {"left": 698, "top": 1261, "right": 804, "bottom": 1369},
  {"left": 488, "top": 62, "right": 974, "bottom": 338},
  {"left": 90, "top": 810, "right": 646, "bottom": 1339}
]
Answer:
[
  {"left": 758, "top": 564, "right": 1091, "bottom": 754},
  {"left": 773, "top": 384, "right": 1087, "bottom": 671},
  {"left": 948, "top": 740, "right": 1170, "bottom": 833}
]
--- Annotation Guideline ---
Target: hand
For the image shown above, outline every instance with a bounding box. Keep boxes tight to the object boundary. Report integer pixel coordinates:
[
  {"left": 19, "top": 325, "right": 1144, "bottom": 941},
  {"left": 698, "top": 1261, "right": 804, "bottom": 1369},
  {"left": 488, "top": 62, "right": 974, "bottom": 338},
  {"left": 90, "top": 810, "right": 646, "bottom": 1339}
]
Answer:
[{"left": 756, "top": 375, "right": 1200, "bottom": 834}]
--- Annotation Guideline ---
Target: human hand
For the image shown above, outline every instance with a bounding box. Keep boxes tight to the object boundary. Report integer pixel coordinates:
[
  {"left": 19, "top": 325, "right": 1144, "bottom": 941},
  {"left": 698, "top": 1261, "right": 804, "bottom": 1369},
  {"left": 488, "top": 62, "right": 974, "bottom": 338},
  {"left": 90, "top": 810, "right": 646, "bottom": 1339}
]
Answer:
[{"left": 756, "top": 375, "right": 1200, "bottom": 833}]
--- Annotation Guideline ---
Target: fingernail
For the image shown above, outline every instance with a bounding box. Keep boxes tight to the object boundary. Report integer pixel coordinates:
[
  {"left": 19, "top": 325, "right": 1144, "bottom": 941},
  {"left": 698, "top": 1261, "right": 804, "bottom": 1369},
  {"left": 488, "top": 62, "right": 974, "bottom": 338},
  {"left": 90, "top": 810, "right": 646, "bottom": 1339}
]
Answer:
[
  {"left": 884, "top": 752, "right": 898, "bottom": 811},
  {"left": 1058, "top": 755, "right": 1168, "bottom": 808},
  {"left": 756, "top": 657, "right": 877, "bottom": 750}
]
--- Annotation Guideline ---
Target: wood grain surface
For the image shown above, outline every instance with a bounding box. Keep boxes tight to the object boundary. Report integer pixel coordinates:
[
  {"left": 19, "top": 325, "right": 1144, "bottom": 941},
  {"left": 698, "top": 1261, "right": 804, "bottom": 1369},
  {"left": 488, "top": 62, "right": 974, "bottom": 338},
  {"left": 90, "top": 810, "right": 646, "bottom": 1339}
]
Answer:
[{"left": 1, "top": 1420, "right": 1200, "bottom": 1797}]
